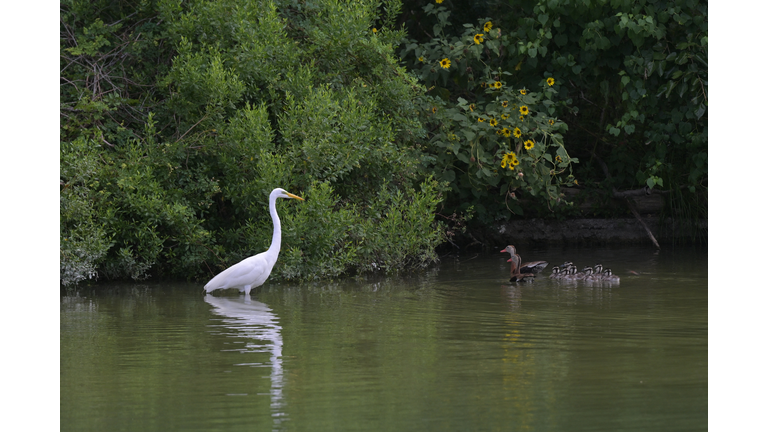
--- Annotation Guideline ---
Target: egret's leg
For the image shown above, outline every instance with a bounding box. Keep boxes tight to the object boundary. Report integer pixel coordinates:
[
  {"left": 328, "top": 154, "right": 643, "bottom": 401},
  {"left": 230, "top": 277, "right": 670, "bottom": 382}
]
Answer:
[{"left": 244, "top": 285, "right": 251, "bottom": 296}]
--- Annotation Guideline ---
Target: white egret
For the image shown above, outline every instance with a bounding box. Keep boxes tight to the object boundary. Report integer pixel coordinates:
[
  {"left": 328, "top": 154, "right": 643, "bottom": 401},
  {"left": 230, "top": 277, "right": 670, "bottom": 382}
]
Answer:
[{"left": 204, "top": 188, "right": 304, "bottom": 296}]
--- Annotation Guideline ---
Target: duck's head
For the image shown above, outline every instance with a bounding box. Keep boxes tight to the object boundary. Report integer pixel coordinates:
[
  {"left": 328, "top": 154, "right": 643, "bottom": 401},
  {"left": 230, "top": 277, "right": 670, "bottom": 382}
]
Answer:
[
  {"left": 501, "top": 245, "right": 517, "bottom": 255},
  {"left": 593, "top": 264, "right": 603, "bottom": 273}
]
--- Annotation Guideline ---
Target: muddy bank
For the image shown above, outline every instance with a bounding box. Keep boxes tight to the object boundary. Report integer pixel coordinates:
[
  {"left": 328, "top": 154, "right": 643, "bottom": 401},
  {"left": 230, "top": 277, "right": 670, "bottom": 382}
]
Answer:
[{"left": 460, "top": 217, "right": 707, "bottom": 248}]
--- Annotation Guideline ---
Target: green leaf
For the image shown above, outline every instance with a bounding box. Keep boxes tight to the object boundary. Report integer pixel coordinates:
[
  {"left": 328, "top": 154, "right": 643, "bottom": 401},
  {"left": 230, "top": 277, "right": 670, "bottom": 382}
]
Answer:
[{"left": 609, "top": 127, "right": 620, "bottom": 136}]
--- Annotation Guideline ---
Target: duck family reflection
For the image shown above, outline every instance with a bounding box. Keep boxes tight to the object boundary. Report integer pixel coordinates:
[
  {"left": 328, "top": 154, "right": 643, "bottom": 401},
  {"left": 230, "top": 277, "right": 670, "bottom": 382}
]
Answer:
[{"left": 204, "top": 295, "right": 286, "bottom": 422}]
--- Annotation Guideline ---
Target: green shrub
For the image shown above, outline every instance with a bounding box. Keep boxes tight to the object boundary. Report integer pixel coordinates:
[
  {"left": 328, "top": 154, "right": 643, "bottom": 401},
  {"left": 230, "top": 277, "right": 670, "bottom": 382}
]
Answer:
[{"left": 60, "top": 0, "right": 443, "bottom": 286}]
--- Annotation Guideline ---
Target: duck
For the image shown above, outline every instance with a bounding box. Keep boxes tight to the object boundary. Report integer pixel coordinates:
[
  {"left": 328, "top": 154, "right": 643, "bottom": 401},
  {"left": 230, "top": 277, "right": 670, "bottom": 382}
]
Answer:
[
  {"left": 500, "top": 245, "right": 549, "bottom": 275},
  {"left": 504, "top": 249, "right": 536, "bottom": 282},
  {"left": 602, "top": 269, "right": 620, "bottom": 282}
]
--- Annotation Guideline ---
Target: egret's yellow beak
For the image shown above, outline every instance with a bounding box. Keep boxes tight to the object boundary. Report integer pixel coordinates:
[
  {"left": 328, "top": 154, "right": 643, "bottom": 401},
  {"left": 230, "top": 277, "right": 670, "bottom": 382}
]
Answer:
[{"left": 286, "top": 192, "right": 304, "bottom": 201}]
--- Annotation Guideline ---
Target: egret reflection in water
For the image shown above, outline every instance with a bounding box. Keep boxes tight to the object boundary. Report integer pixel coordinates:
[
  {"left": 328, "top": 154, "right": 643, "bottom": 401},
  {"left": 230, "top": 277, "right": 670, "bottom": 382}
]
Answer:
[{"left": 204, "top": 295, "right": 285, "bottom": 420}]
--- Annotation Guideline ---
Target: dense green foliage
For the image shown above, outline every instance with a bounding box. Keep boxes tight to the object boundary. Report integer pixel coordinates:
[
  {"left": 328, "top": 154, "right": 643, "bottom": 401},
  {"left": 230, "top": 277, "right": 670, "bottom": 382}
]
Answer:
[
  {"left": 400, "top": 0, "right": 707, "bottom": 222},
  {"left": 60, "top": 0, "right": 443, "bottom": 286},
  {"left": 61, "top": 0, "right": 707, "bottom": 285},
  {"left": 401, "top": 3, "right": 579, "bottom": 218}
]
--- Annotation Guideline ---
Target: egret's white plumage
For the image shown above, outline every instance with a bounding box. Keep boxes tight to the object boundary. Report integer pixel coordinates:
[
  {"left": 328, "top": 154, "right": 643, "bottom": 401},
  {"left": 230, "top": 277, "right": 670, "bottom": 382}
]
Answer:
[{"left": 204, "top": 188, "right": 303, "bottom": 296}]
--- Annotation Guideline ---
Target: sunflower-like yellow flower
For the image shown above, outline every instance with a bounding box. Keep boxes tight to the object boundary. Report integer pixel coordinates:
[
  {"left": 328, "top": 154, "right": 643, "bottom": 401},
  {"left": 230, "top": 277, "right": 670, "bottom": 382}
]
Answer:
[
  {"left": 520, "top": 105, "right": 529, "bottom": 115},
  {"left": 474, "top": 33, "right": 485, "bottom": 44},
  {"left": 478, "top": 117, "right": 485, "bottom": 123},
  {"left": 502, "top": 128, "right": 511, "bottom": 137},
  {"left": 489, "top": 118, "right": 498, "bottom": 127},
  {"left": 431, "top": 106, "right": 437, "bottom": 114},
  {"left": 501, "top": 152, "right": 517, "bottom": 170},
  {"left": 501, "top": 101, "right": 508, "bottom": 108},
  {"left": 519, "top": 115, "right": 524, "bottom": 121},
  {"left": 418, "top": 56, "right": 424, "bottom": 62},
  {"left": 524, "top": 140, "right": 534, "bottom": 150},
  {"left": 469, "top": 104, "right": 475, "bottom": 112},
  {"left": 547, "top": 77, "right": 555, "bottom": 86},
  {"left": 501, "top": 113, "right": 509, "bottom": 120},
  {"left": 372, "top": 28, "right": 378, "bottom": 33},
  {"left": 519, "top": 89, "right": 527, "bottom": 95},
  {"left": 513, "top": 127, "right": 522, "bottom": 138},
  {"left": 555, "top": 155, "right": 563, "bottom": 163},
  {"left": 436, "top": 0, "right": 444, "bottom": 3},
  {"left": 549, "top": 119, "right": 555, "bottom": 126},
  {"left": 440, "top": 58, "right": 451, "bottom": 69},
  {"left": 493, "top": 81, "right": 502, "bottom": 89},
  {"left": 484, "top": 21, "right": 493, "bottom": 32}
]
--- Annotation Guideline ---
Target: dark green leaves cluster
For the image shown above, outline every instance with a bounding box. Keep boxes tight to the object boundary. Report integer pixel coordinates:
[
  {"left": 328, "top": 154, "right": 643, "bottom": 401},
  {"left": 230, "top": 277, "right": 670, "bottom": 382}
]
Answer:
[{"left": 60, "top": 0, "right": 442, "bottom": 286}]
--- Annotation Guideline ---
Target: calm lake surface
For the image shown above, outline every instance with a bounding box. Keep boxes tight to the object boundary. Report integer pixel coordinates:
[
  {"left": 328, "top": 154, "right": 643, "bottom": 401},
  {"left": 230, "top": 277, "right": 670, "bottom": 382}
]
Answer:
[{"left": 61, "top": 245, "right": 707, "bottom": 431}]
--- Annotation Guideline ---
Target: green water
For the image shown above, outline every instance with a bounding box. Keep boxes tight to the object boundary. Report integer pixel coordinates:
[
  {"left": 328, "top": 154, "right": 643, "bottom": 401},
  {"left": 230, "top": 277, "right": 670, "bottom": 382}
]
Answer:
[{"left": 61, "top": 245, "right": 707, "bottom": 431}]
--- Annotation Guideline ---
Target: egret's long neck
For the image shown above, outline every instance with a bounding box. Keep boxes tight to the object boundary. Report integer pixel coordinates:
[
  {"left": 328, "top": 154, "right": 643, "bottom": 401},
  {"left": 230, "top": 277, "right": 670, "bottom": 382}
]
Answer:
[{"left": 267, "top": 193, "right": 282, "bottom": 256}]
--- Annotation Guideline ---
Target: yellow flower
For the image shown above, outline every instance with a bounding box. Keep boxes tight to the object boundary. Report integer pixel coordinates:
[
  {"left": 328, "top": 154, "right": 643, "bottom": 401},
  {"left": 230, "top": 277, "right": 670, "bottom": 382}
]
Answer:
[
  {"left": 519, "top": 116, "right": 524, "bottom": 121},
  {"left": 520, "top": 105, "right": 529, "bottom": 115},
  {"left": 519, "top": 89, "right": 527, "bottom": 95},
  {"left": 524, "top": 140, "right": 534, "bottom": 150},
  {"left": 440, "top": 58, "right": 451, "bottom": 69},
  {"left": 474, "top": 34, "right": 485, "bottom": 44},
  {"left": 502, "top": 128, "right": 511, "bottom": 137},
  {"left": 501, "top": 152, "right": 517, "bottom": 170},
  {"left": 418, "top": 56, "right": 424, "bottom": 62},
  {"left": 484, "top": 21, "right": 493, "bottom": 32},
  {"left": 501, "top": 101, "right": 508, "bottom": 108},
  {"left": 489, "top": 118, "right": 498, "bottom": 127},
  {"left": 436, "top": 0, "right": 444, "bottom": 3},
  {"left": 547, "top": 77, "right": 555, "bottom": 86},
  {"left": 431, "top": 106, "right": 437, "bottom": 114},
  {"left": 555, "top": 155, "right": 563, "bottom": 163},
  {"left": 478, "top": 117, "right": 485, "bottom": 123},
  {"left": 469, "top": 104, "right": 475, "bottom": 112},
  {"left": 513, "top": 127, "right": 522, "bottom": 138},
  {"left": 549, "top": 119, "right": 555, "bottom": 126},
  {"left": 372, "top": 28, "right": 378, "bottom": 33},
  {"left": 493, "top": 81, "right": 502, "bottom": 89},
  {"left": 501, "top": 113, "right": 509, "bottom": 120}
]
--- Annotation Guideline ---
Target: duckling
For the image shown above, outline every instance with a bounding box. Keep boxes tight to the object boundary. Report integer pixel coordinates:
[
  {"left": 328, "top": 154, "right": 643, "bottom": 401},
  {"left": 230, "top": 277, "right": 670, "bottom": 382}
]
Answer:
[
  {"left": 585, "top": 266, "right": 601, "bottom": 281},
  {"left": 574, "top": 266, "right": 591, "bottom": 280},
  {"left": 602, "top": 269, "right": 620, "bottom": 282},
  {"left": 549, "top": 267, "right": 561, "bottom": 279},
  {"left": 562, "top": 266, "right": 578, "bottom": 280},
  {"left": 500, "top": 245, "right": 549, "bottom": 275},
  {"left": 592, "top": 264, "right": 603, "bottom": 275},
  {"left": 558, "top": 261, "right": 573, "bottom": 270}
]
